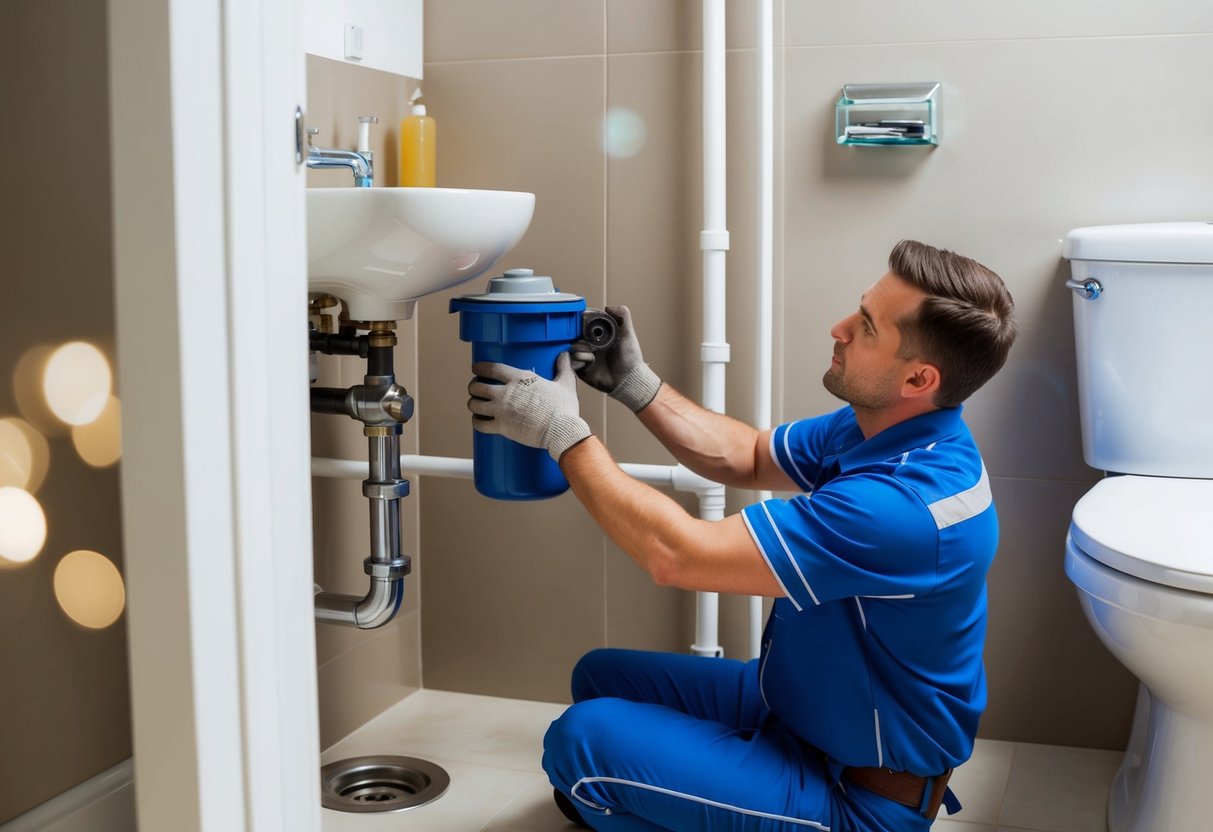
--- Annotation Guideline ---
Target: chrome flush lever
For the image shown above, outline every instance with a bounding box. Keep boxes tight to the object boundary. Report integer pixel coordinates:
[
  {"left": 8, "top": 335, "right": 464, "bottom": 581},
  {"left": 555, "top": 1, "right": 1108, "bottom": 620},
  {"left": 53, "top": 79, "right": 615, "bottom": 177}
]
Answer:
[{"left": 1065, "top": 278, "right": 1103, "bottom": 300}]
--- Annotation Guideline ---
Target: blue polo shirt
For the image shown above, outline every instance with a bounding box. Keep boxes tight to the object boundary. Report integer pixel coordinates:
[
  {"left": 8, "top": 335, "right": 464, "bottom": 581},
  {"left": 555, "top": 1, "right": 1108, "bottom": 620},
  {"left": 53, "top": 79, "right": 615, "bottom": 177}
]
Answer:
[{"left": 741, "top": 405, "right": 996, "bottom": 776}]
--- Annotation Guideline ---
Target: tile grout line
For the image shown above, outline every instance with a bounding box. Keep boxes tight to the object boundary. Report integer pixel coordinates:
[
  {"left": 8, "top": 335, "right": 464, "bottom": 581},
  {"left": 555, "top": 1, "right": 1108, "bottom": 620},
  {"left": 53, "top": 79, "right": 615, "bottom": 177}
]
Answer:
[
  {"left": 601, "top": 0, "right": 611, "bottom": 649},
  {"left": 475, "top": 771, "right": 550, "bottom": 832},
  {"left": 994, "top": 741, "right": 1020, "bottom": 828}
]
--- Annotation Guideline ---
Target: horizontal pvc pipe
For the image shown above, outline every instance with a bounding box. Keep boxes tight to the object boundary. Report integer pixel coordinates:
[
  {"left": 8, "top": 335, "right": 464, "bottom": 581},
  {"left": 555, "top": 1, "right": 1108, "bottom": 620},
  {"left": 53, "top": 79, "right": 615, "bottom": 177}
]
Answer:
[
  {"left": 311, "top": 454, "right": 472, "bottom": 480},
  {"left": 311, "top": 454, "right": 722, "bottom": 496}
]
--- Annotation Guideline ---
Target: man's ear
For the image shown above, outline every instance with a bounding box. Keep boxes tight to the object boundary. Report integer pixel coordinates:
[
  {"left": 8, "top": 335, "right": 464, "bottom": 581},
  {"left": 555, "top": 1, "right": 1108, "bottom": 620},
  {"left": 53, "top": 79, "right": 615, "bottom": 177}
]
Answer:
[{"left": 903, "top": 362, "right": 941, "bottom": 401}]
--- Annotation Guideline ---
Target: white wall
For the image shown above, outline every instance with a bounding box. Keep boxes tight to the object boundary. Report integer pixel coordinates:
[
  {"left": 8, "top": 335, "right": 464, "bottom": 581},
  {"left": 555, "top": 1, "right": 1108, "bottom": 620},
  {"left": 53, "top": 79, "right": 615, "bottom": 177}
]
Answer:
[{"left": 303, "top": 0, "right": 423, "bottom": 78}]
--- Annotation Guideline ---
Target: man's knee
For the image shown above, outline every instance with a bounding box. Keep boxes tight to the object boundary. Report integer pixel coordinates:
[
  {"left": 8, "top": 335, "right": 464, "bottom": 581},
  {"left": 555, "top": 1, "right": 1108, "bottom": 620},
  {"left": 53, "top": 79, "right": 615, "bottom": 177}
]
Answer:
[
  {"left": 571, "top": 647, "right": 619, "bottom": 702},
  {"left": 545, "top": 698, "right": 616, "bottom": 756},
  {"left": 542, "top": 698, "right": 618, "bottom": 790}
]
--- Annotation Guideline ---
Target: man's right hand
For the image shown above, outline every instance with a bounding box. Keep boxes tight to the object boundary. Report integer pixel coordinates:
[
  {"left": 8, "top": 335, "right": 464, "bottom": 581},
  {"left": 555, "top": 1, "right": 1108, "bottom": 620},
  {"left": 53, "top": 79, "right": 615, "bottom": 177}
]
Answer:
[{"left": 571, "top": 306, "right": 662, "bottom": 413}]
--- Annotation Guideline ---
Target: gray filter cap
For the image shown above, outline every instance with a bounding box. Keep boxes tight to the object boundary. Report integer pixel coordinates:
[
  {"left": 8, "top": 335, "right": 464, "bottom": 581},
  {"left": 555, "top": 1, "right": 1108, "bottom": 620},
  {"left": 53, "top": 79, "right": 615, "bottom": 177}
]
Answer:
[{"left": 459, "top": 268, "right": 582, "bottom": 303}]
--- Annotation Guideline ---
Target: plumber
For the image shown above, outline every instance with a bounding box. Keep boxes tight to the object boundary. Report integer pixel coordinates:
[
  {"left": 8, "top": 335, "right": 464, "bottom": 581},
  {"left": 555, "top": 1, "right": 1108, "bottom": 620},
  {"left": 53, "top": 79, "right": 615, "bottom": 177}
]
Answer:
[{"left": 466, "top": 240, "right": 1017, "bottom": 832}]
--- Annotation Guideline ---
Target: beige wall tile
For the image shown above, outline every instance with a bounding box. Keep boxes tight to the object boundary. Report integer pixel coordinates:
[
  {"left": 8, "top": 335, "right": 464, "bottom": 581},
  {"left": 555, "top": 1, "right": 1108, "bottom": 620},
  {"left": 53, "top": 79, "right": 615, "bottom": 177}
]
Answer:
[
  {"left": 317, "top": 609, "right": 422, "bottom": 748},
  {"left": 606, "top": 540, "right": 695, "bottom": 652},
  {"left": 605, "top": 51, "right": 703, "bottom": 458},
  {"left": 780, "top": 35, "right": 1213, "bottom": 481},
  {"left": 981, "top": 477, "right": 1137, "bottom": 749},
  {"left": 426, "top": 0, "right": 605, "bottom": 63},
  {"left": 419, "top": 479, "right": 605, "bottom": 702},
  {"left": 786, "top": 0, "right": 1213, "bottom": 46},
  {"left": 607, "top": 0, "right": 761, "bottom": 53}
]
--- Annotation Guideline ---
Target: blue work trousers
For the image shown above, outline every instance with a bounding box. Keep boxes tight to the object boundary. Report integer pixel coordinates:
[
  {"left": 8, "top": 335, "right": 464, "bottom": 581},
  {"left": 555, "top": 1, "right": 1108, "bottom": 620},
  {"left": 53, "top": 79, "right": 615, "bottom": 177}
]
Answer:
[{"left": 542, "top": 648, "right": 932, "bottom": 832}]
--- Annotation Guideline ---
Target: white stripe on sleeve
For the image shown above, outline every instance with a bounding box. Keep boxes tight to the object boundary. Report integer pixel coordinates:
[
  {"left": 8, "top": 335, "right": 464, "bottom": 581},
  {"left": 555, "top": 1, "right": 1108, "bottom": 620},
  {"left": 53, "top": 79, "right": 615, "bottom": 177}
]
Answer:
[
  {"left": 927, "top": 465, "right": 992, "bottom": 530},
  {"left": 742, "top": 511, "right": 803, "bottom": 612}
]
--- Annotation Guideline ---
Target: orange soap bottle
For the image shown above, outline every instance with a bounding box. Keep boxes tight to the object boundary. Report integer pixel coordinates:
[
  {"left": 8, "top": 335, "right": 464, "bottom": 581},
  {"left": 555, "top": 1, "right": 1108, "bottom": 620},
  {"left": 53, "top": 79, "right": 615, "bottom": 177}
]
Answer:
[{"left": 399, "top": 88, "right": 436, "bottom": 187}]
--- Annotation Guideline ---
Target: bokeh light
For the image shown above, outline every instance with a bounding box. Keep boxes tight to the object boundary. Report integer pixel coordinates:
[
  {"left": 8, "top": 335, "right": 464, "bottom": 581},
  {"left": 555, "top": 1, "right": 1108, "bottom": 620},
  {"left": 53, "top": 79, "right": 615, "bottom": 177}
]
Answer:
[
  {"left": 71, "top": 395, "right": 123, "bottom": 468},
  {"left": 602, "top": 106, "right": 647, "bottom": 159},
  {"left": 12, "top": 345, "right": 67, "bottom": 437},
  {"left": 43, "top": 342, "right": 113, "bottom": 426},
  {"left": 0, "top": 417, "right": 51, "bottom": 492},
  {"left": 0, "top": 486, "right": 47, "bottom": 565},
  {"left": 53, "top": 549, "right": 126, "bottom": 629}
]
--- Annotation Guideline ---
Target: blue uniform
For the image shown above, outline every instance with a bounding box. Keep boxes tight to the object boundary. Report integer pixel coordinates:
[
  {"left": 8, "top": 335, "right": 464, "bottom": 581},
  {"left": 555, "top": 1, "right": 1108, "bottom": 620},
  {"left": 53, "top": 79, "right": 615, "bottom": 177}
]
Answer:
[{"left": 544, "top": 406, "right": 997, "bottom": 831}]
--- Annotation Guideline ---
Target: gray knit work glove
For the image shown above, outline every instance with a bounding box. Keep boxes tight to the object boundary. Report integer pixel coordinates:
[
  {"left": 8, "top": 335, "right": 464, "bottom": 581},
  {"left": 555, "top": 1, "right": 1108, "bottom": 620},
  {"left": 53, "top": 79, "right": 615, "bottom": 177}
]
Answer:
[
  {"left": 569, "top": 306, "right": 662, "bottom": 412},
  {"left": 467, "top": 352, "right": 592, "bottom": 462}
]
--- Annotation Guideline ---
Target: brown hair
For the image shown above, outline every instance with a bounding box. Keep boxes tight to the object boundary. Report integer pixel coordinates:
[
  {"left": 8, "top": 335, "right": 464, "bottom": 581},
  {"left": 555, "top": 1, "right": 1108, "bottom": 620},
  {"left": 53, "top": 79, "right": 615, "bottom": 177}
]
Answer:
[{"left": 889, "top": 240, "right": 1017, "bottom": 408}]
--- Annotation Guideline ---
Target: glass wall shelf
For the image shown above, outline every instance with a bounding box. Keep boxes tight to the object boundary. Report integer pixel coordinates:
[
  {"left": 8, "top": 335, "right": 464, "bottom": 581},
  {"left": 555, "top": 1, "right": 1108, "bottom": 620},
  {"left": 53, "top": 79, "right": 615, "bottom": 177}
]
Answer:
[{"left": 835, "top": 82, "right": 940, "bottom": 147}]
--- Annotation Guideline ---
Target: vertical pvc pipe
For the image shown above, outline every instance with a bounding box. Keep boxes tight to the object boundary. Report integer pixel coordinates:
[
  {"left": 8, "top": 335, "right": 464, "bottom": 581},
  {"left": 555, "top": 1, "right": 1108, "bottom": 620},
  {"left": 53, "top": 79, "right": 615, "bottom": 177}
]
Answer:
[
  {"left": 749, "top": 0, "right": 775, "bottom": 660},
  {"left": 693, "top": 0, "right": 729, "bottom": 658}
]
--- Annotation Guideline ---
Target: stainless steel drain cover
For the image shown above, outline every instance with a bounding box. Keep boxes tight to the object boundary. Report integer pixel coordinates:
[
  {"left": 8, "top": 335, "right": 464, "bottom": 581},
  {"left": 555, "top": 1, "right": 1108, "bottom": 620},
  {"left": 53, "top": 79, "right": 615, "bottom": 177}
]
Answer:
[{"left": 320, "top": 755, "right": 450, "bottom": 813}]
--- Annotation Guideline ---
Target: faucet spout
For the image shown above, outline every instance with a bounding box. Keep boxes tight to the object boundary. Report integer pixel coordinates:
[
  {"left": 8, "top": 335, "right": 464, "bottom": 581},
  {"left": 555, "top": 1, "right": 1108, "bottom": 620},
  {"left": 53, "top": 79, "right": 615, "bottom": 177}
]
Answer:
[{"left": 307, "top": 146, "right": 374, "bottom": 187}]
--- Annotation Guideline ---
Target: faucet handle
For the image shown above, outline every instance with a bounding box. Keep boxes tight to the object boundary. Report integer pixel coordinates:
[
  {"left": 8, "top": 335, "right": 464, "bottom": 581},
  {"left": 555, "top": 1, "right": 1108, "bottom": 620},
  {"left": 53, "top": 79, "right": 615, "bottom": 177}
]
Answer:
[{"left": 357, "top": 116, "right": 378, "bottom": 156}]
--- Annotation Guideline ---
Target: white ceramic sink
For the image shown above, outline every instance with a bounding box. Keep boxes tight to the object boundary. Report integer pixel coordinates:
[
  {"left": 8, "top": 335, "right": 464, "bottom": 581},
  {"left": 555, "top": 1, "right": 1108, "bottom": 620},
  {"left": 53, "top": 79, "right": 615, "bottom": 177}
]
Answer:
[{"left": 307, "top": 187, "right": 535, "bottom": 321}]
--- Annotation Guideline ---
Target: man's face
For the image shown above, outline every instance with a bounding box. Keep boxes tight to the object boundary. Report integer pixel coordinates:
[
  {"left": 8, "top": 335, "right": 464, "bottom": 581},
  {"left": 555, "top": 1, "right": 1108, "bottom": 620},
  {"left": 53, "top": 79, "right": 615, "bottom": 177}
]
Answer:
[{"left": 823, "top": 272, "right": 926, "bottom": 410}]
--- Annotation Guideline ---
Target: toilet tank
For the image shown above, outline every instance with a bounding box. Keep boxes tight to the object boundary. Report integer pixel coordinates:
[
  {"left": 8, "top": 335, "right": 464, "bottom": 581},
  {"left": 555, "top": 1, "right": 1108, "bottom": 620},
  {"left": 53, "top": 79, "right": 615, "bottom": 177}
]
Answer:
[{"left": 1063, "top": 222, "right": 1213, "bottom": 478}]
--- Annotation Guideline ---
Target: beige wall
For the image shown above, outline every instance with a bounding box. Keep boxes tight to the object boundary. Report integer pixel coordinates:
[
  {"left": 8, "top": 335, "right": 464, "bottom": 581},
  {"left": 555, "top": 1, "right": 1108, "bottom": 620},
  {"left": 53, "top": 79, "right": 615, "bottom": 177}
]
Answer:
[
  {"left": 306, "top": 56, "right": 427, "bottom": 748},
  {"left": 412, "top": 0, "right": 1213, "bottom": 751},
  {"left": 0, "top": 1, "right": 130, "bottom": 823}
]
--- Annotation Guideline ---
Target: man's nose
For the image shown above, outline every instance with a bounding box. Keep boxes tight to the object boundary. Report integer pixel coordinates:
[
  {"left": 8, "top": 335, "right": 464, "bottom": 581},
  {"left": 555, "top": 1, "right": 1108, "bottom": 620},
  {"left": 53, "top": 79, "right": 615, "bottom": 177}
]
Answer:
[{"left": 829, "top": 316, "right": 852, "bottom": 342}]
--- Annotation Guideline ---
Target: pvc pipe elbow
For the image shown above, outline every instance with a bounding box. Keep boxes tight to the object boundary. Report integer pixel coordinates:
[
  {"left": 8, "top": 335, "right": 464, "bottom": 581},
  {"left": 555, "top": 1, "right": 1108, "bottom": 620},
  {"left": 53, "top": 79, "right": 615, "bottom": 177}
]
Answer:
[{"left": 670, "top": 464, "right": 721, "bottom": 497}]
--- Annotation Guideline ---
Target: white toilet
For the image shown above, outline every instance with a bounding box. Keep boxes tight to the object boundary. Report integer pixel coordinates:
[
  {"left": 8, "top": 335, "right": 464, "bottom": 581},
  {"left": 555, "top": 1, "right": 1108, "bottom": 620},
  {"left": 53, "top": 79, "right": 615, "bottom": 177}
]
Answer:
[{"left": 1062, "top": 222, "right": 1213, "bottom": 832}]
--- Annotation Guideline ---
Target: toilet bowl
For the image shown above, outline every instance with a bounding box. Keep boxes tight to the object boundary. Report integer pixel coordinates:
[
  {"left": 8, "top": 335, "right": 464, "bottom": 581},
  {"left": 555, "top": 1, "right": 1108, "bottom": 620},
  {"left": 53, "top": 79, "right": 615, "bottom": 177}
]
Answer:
[
  {"left": 1063, "top": 222, "right": 1213, "bottom": 832},
  {"left": 1065, "top": 476, "right": 1213, "bottom": 832}
]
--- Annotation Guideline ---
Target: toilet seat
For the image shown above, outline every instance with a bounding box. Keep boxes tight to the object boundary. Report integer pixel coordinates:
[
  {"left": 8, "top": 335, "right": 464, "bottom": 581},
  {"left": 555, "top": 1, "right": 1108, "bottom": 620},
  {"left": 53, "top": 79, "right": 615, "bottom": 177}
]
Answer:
[{"left": 1070, "top": 475, "right": 1213, "bottom": 595}]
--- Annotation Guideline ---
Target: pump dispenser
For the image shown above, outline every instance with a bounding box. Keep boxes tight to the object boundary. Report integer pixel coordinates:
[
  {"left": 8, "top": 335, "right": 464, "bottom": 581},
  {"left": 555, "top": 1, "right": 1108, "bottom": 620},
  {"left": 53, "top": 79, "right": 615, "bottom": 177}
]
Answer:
[{"left": 399, "top": 88, "right": 436, "bottom": 187}]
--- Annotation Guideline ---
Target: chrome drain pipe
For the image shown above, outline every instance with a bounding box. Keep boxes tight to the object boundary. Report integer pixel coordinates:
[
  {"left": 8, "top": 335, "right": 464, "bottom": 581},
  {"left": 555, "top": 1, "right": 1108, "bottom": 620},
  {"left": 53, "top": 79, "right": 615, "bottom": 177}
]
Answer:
[{"left": 311, "top": 323, "right": 413, "bottom": 629}]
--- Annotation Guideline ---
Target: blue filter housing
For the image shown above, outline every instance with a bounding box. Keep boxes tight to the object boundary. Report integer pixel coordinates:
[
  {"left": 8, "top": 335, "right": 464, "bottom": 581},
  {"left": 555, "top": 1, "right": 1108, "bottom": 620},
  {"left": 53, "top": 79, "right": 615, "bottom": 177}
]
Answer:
[{"left": 450, "top": 269, "right": 586, "bottom": 500}]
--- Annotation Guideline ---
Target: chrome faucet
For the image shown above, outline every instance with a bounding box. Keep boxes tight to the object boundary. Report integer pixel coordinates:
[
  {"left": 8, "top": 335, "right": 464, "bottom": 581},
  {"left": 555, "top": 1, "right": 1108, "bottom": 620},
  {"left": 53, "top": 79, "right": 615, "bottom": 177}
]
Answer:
[{"left": 306, "top": 119, "right": 375, "bottom": 187}]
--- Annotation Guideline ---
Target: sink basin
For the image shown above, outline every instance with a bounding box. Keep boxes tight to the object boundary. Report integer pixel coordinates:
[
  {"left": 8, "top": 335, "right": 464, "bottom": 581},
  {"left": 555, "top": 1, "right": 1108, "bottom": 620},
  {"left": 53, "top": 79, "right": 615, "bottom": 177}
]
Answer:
[{"left": 307, "top": 187, "right": 535, "bottom": 321}]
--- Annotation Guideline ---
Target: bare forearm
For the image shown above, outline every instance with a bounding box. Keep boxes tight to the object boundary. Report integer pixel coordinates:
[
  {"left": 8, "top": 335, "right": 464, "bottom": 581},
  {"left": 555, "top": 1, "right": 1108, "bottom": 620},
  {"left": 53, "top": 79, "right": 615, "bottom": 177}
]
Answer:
[
  {"left": 561, "top": 436, "right": 693, "bottom": 585},
  {"left": 559, "top": 436, "right": 783, "bottom": 597},
  {"left": 637, "top": 385, "right": 784, "bottom": 490}
]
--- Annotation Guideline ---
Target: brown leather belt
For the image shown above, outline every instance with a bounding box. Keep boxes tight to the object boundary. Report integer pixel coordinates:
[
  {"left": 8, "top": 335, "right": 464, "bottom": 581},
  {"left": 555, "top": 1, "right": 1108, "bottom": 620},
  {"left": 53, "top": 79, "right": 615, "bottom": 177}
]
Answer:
[{"left": 842, "top": 766, "right": 953, "bottom": 819}]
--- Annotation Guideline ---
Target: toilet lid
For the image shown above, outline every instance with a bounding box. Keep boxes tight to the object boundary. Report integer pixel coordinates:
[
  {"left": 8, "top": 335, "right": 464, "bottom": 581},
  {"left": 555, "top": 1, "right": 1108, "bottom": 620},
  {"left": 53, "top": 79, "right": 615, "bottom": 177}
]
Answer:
[{"left": 1070, "top": 476, "right": 1213, "bottom": 594}]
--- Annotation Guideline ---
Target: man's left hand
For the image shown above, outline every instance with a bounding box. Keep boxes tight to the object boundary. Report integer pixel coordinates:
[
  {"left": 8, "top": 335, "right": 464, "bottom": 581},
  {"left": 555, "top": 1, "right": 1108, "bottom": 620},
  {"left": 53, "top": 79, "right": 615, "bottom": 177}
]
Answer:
[{"left": 468, "top": 352, "right": 592, "bottom": 462}]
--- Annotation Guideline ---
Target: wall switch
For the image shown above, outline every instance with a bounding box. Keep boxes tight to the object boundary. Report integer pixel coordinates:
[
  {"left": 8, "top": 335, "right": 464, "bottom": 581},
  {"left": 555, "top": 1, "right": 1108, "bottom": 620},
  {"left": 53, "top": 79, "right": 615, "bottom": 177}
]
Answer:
[{"left": 344, "top": 23, "right": 364, "bottom": 62}]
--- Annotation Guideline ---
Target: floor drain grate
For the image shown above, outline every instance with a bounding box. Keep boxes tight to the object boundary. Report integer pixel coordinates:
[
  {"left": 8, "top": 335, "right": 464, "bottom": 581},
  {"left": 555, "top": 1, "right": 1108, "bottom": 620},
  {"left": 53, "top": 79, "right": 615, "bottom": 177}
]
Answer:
[{"left": 320, "top": 755, "right": 450, "bottom": 814}]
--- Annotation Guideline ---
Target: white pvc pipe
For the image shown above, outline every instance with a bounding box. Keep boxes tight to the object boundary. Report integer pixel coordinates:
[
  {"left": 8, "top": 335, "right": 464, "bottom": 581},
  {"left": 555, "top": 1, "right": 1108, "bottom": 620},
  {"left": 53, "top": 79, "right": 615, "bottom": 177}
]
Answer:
[
  {"left": 312, "top": 453, "right": 471, "bottom": 480},
  {"left": 749, "top": 0, "right": 775, "bottom": 660},
  {"left": 693, "top": 0, "right": 729, "bottom": 659},
  {"left": 311, "top": 454, "right": 720, "bottom": 496}
]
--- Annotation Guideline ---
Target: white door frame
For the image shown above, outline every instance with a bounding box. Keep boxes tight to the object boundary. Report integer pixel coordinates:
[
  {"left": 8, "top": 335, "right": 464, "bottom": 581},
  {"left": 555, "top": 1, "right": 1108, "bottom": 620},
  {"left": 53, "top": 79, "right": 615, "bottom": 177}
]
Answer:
[{"left": 109, "top": 0, "right": 320, "bottom": 829}]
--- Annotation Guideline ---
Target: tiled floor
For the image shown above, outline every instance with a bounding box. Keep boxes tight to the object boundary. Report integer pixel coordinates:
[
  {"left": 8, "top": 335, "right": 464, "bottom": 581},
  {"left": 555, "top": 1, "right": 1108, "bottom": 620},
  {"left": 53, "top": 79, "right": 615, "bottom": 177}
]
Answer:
[{"left": 320, "top": 689, "right": 1123, "bottom": 832}]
